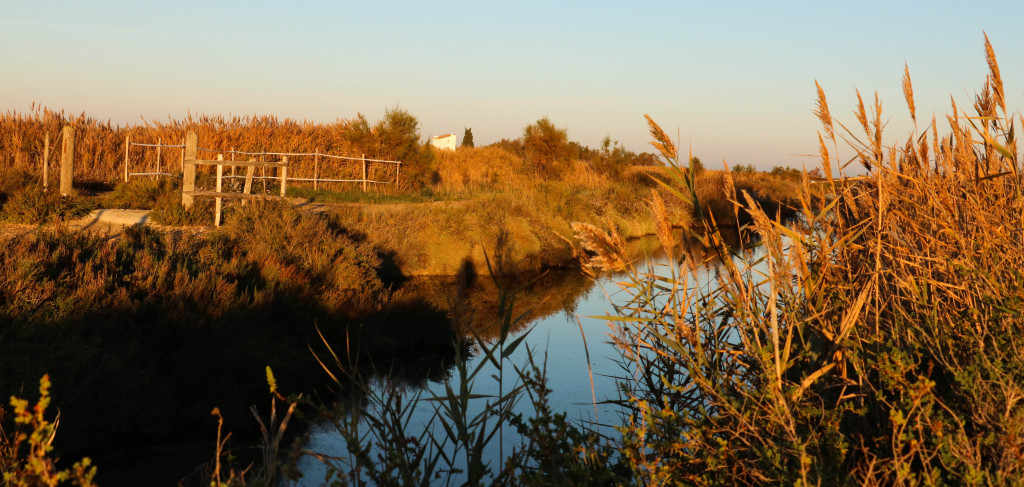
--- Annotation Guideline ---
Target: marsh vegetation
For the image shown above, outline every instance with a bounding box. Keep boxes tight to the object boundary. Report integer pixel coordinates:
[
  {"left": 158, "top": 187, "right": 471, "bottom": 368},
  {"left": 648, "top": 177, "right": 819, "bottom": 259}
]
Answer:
[{"left": 6, "top": 37, "right": 1018, "bottom": 487}]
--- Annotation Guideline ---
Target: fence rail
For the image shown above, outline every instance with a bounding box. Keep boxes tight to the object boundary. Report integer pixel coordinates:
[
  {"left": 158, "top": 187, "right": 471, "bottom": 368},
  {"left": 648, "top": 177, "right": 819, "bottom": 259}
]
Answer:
[
  {"left": 124, "top": 137, "right": 184, "bottom": 180},
  {"left": 123, "top": 137, "right": 402, "bottom": 191}
]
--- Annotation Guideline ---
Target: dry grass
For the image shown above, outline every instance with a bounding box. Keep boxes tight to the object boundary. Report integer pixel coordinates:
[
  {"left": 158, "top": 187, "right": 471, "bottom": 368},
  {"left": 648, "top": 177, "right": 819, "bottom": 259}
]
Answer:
[
  {"left": 433, "top": 146, "right": 533, "bottom": 193},
  {"left": 589, "top": 37, "right": 1024, "bottom": 485},
  {"left": 0, "top": 107, "right": 412, "bottom": 189}
]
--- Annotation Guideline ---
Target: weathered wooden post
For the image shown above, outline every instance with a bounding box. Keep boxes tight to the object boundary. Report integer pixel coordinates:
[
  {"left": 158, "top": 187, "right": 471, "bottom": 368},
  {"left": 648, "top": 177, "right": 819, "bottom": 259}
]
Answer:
[
  {"left": 179, "top": 138, "right": 185, "bottom": 172},
  {"left": 280, "top": 156, "right": 288, "bottom": 197},
  {"left": 215, "top": 154, "right": 224, "bottom": 226},
  {"left": 314, "top": 149, "right": 320, "bottom": 191},
  {"left": 156, "top": 137, "right": 162, "bottom": 176},
  {"left": 243, "top": 158, "right": 255, "bottom": 204},
  {"left": 123, "top": 134, "right": 130, "bottom": 182},
  {"left": 260, "top": 151, "right": 267, "bottom": 193},
  {"left": 42, "top": 132, "right": 50, "bottom": 192},
  {"left": 59, "top": 126, "right": 74, "bottom": 196},
  {"left": 362, "top": 154, "right": 367, "bottom": 192},
  {"left": 182, "top": 131, "right": 197, "bottom": 207}
]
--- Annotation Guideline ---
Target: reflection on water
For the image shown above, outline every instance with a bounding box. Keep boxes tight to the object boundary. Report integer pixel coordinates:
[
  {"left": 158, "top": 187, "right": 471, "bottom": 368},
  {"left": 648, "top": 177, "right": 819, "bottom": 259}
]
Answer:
[{"left": 298, "top": 230, "right": 760, "bottom": 484}]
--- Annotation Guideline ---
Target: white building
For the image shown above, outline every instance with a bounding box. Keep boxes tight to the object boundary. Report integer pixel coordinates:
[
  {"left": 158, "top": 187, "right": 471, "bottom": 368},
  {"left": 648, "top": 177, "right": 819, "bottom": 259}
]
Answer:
[{"left": 430, "top": 133, "right": 457, "bottom": 151}]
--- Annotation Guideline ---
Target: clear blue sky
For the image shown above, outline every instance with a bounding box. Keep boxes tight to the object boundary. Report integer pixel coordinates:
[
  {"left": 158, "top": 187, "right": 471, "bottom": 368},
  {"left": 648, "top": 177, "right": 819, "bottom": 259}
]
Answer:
[{"left": 3, "top": 1, "right": 1023, "bottom": 170}]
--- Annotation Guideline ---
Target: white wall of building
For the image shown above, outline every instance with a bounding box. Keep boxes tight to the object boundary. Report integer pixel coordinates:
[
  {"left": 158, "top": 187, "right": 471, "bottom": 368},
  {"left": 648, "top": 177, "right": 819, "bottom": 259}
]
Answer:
[{"left": 430, "top": 134, "right": 457, "bottom": 151}]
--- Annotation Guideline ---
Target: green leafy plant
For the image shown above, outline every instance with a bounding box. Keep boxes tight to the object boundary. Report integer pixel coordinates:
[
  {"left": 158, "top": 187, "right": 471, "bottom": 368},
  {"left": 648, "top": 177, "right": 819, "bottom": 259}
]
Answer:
[{"left": 1, "top": 375, "right": 97, "bottom": 487}]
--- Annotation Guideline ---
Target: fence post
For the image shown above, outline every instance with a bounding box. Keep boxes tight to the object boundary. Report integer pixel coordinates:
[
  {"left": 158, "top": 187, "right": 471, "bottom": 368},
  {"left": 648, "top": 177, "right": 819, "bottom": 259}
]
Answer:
[
  {"left": 123, "top": 134, "right": 130, "bottom": 182},
  {"left": 243, "top": 158, "right": 255, "bottom": 204},
  {"left": 182, "top": 131, "right": 197, "bottom": 207},
  {"left": 59, "top": 126, "right": 74, "bottom": 196},
  {"left": 180, "top": 138, "right": 185, "bottom": 172},
  {"left": 215, "top": 154, "right": 224, "bottom": 227},
  {"left": 156, "top": 137, "right": 162, "bottom": 176},
  {"left": 314, "top": 149, "right": 320, "bottom": 191},
  {"left": 280, "top": 156, "right": 288, "bottom": 197},
  {"left": 260, "top": 150, "right": 267, "bottom": 193},
  {"left": 362, "top": 154, "right": 367, "bottom": 192},
  {"left": 42, "top": 132, "right": 50, "bottom": 192}
]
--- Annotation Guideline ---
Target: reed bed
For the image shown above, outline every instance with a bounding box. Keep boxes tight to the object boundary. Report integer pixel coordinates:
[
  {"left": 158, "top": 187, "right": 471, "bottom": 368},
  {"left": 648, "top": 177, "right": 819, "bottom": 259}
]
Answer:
[
  {"left": 593, "top": 36, "right": 1024, "bottom": 485},
  {"left": 0, "top": 106, "right": 420, "bottom": 189}
]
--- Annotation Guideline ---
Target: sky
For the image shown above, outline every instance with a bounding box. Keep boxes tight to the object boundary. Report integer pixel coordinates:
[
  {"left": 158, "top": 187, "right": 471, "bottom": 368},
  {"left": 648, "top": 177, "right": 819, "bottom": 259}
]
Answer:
[{"left": 3, "top": 1, "right": 1024, "bottom": 170}]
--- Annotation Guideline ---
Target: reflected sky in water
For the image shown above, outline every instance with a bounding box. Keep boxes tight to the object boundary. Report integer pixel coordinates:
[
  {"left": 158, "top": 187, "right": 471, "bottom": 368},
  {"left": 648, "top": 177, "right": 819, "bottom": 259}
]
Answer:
[{"left": 298, "top": 233, "right": 764, "bottom": 484}]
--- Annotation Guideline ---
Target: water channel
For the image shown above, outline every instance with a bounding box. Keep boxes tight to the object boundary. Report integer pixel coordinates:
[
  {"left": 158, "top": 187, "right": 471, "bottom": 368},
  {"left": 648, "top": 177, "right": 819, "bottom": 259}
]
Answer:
[{"left": 295, "top": 234, "right": 750, "bottom": 485}]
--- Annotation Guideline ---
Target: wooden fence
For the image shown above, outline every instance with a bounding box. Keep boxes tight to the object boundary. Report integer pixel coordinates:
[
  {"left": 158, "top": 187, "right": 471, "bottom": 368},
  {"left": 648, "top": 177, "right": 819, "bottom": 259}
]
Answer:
[
  {"left": 122, "top": 136, "right": 184, "bottom": 180},
  {"left": 35, "top": 126, "right": 76, "bottom": 196},
  {"left": 124, "top": 135, "right": 402, "bottom": 191},
  {"left": 181, "top": 132, "right": 290, "bottom": 226}
]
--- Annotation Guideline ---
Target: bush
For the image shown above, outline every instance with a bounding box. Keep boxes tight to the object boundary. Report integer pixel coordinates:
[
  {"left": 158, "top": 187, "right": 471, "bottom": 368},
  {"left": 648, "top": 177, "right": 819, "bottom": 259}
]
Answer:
[
  {"left": 101, "top": 177, "right": 179, "bottom": 210},
  {"left": 1, "top": 188, "right": 94, "bottom": 224},
  {"left": 524, "top": 117, "right": 571, "bottom": 178},
  {"left": 0, "top": 169, "right": 96, "bottom": 224},
  {"left": 148, "top": 189, "right": 213, "bottom": 226}
]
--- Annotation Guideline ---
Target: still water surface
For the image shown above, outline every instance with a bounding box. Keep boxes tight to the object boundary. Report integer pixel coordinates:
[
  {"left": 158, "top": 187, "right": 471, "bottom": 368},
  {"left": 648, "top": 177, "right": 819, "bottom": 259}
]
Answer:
[{"left": 296, "top": 238, "right": 735, "bottom": 484}]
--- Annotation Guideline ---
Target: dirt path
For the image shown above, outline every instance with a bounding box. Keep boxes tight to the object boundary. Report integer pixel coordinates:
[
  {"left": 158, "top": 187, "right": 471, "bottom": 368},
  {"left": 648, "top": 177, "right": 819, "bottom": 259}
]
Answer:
[
  {"left": 0, "top": 209, "right": 210, "bottom": 242},
  {"left": 0, "top": 196, "right": 473, "bottom": 243}
]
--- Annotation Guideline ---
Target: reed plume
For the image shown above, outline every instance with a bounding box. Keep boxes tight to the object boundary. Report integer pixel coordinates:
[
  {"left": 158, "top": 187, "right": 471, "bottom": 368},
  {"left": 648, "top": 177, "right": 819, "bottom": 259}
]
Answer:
[
  {"left": 985, "top": 32, "right": 1005, "bottom": 114},
  {"left": 814, "top": 81, "right": 834, "bottom": 141},
  {"left": 644, "top": 114, "right": 677, "bottom": 162},
  {"left": 902, "top": 63, "right": 916, "bottom": 124},
  {"left": 571, "top": 221, "right": 627, "bottom": 272},
  {"left": 650, "top": 189, "right": 676, "bottom": 259}
]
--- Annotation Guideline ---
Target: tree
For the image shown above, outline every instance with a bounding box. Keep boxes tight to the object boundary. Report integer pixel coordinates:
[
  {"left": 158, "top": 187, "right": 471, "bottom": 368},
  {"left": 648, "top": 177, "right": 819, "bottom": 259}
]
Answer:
[
  {"left": 523, "top": 117, "right": 571, "bottom": 178},
  {"left": 462, "top": 127, "right": 474, "bottom": 148},
  {"left": 373, "top": 106, "right": 421, "bottom": 162},
  {"left": 342, "top": 113, "right": 374, "bottom": 155},
  {"left": 689, "top": 156, "right": 705, "bottom": 174},
  {"left": 524, "top": 117, "right": 569, "bottom": 166}
]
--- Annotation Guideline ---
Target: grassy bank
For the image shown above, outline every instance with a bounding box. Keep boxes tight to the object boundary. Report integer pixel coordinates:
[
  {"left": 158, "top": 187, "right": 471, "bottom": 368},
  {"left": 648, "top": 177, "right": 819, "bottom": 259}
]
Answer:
[{"left": 0, "top": 148, "right": 801, "bottom": 278}]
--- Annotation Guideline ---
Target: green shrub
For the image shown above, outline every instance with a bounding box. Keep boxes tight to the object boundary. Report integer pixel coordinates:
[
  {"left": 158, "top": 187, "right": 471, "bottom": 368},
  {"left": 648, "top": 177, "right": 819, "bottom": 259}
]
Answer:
[
  {"left": 1, "top": 188, "right": 94, "bottom": 224},
  {"left": 1, "top": 375, "right": 97, "bottom": 487},
  {"left": 101, "top": 177, "right": 179, "bottom": 209},
  {"left": 148, "top": 187, "right": 214, "bottom": 226}
]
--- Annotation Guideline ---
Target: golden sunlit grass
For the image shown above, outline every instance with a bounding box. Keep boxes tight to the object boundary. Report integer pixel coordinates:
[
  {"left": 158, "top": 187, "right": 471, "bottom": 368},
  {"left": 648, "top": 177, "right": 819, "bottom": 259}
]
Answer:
[
  {"left": 0, "top": 108, "right": 416, "bottom": 191},
  {"left": 434, "top": 145, "right": 533, "bottom": 194},
  {"left": 583, "top": 35, "right": 1024, "bottom": 485}
]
